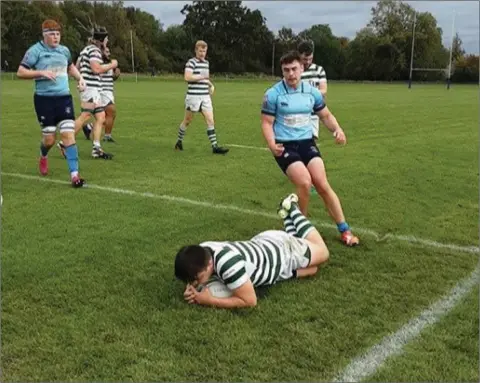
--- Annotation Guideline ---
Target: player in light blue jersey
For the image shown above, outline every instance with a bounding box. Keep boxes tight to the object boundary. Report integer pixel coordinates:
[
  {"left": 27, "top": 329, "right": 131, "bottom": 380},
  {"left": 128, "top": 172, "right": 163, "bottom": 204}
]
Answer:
[
  {"left": 261, "top": 51, "right": 359, "bottom": 246},
  {"left": 17, "top": 20, "right": 86, "bottom": 187}
]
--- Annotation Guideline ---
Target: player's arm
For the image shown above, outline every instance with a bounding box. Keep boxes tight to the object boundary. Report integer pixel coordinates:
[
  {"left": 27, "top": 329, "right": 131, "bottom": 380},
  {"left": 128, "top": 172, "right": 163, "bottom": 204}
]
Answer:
[
  {"left": 261, "top": 91, "right": 284, "bottom": 156},
  {"left": 68, "top": 62, "right": 83, "bottom": 81},
  {"left": 16, "top": 48, "right": 51, "bottom": 79},
  {"left": 89, "top": 50, "right": 117, "bottom": 75},
  {"left": 313, "top": 89, "right": 347, "bottom": 144},
  {"left": 191, "top": 279, "right": 257, "bottom": 309},
  {"left": 318, "top": 67, "right": 327, "bottom": 96},
  {"left": 184, "top": 61, "right": 209, "bottom": 82}
]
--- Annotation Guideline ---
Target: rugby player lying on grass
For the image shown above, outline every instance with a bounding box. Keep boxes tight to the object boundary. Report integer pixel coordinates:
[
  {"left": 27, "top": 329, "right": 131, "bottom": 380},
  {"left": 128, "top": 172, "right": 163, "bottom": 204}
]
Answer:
[{"left": 174, "top": 193, "right": 330, "bottom": 308}]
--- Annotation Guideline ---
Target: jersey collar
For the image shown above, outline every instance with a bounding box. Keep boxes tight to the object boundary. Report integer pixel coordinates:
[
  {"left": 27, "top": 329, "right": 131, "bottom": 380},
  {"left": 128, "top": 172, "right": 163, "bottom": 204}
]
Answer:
[{"left": 282, "top": 79, "right": 304, "bottom": 93}]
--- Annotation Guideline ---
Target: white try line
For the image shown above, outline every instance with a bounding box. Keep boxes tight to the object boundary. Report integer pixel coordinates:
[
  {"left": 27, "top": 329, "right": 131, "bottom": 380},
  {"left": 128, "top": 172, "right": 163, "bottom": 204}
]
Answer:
[
  {"left": 333, "top": 263, "right": 480, "bottom": 382},
  {"left": 2, "top": 172, "right": 479, "bottom": 255}
]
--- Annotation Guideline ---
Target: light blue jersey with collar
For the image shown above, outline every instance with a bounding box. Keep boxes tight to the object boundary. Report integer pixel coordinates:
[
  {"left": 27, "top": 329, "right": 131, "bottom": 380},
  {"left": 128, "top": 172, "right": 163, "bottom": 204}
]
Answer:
[
  {"left": 261, "top": 80, "right": 326, "bottom": 141},
  {"left": 20, "top": 41, "right": 72, "bottom": 96}
]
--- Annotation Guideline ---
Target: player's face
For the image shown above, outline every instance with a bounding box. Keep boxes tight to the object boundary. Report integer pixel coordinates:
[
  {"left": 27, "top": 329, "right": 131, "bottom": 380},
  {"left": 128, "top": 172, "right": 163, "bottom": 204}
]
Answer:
[
  {"left": 103, "top": 47, "right": 111, "bottom": 59},
  {"left": 196, "top": 47, "right": 207, "bottom": 60},
  {"left": 282, "top": 60, "right": 302, "bottom": 87},
  {"left": 193, "top": 258, "right": 214, "bottom": 286},
  {"left": 44, "top": 31, "right": 61, "bottom": 48},
  {"left": 301, "top": 53, "right": 313, "bottom": 69}
]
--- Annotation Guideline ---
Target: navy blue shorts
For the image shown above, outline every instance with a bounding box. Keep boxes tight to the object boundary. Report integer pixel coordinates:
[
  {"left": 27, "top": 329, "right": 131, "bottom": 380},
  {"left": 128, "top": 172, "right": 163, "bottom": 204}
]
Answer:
[
  {"left": 274, "top": 138, "right": 322, "bottom": 174},
  {"left": 33, "top": 94, "right": 75, "bottom": 130}
]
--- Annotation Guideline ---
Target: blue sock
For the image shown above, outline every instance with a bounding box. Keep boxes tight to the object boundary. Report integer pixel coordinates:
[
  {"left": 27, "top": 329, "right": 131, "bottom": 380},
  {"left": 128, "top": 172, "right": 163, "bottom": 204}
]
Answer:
[
  {"left": 64, "top": 144, "right": 79, "bottom": 175},
  {"left": 337, "top": 222, "right": 350, "bottom": 233},
  {"left": 40, "top": 143, "right": 50, "bottom": 157}
]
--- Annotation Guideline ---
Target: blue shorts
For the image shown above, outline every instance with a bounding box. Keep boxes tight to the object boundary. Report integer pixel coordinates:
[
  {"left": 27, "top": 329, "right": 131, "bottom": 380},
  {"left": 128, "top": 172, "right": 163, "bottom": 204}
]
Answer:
[
  {"left": 274, "top": 138, "right": 322, "bottom": 173},
  {"left": 33, "top": 94, "right": 75, "bottom": 132}
]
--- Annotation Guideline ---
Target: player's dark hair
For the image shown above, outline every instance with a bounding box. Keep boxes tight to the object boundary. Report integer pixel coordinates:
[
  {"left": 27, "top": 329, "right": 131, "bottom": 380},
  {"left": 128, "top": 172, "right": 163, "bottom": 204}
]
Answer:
[
  {"left": 297, "top": 40, "right": 314, "bottom": 55},
  {"left": 174, "top": 245, "right": 211, "bottom": 283},
  {"left": 280, "top": 51, "right": 302, "bottom": 66}
]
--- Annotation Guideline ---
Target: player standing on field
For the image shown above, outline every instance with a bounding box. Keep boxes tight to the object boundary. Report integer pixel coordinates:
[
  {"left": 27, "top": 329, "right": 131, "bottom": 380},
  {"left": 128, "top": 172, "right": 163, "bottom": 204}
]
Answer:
[
  {"left": 261, "top": 51, "right": 359, "bottom": 246},
  {"left": 174, "top": 40, "right": 229, "bottom": 155},
  {"left": 298, "top": 40, "right": 327, "bottom": 141},
  {"left": 16, "top": 20, "right": 86, "bottom": 188}
]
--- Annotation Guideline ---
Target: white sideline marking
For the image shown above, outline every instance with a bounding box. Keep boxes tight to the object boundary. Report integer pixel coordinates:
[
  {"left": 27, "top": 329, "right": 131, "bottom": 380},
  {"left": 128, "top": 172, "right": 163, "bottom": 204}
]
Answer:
[
  {"left": 333, "top": 264, "right": 480, "bottom": 382},
  {"left": 226, "top": 143, "right": 269, "bottom": 151},
  {"left": 2, "top": 172, "right": 479, "bottom": 255}
]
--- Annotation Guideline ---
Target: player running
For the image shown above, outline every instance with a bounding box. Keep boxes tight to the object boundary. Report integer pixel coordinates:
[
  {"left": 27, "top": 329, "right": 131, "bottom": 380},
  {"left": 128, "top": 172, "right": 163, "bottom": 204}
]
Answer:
[
  {"left": 73, "top": 26, "right": 115, "bottom": 159},
  {"left": 81, "top": 46, "right": 120, "bottom": 143},
  {"left": 174, "top": 193, "right": 329, "bottom": 308},
  {"left": 174, "top": 40, "right": 229, "bottom": 155},
  {"left": 261, "top": 51, "right": 359, "bottom": 246},
  {"left": 16, "top": 20, "right": 86, "bottom": 187}
]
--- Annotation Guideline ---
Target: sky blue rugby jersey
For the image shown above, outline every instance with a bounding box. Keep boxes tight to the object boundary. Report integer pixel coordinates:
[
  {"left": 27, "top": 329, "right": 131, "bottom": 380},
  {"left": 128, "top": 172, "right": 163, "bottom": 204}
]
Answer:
[
  {"left": 20, "top": 41, "right": 72, "bottom": 96},
  {"left": 261, "top": 80, "right": 326, "bottom": 141}
]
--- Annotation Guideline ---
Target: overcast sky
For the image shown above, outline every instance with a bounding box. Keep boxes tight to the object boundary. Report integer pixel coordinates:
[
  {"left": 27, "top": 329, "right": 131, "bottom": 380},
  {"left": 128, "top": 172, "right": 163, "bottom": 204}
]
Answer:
[{"left": 124, "top": 1, "right": 479, "bottom": 53}]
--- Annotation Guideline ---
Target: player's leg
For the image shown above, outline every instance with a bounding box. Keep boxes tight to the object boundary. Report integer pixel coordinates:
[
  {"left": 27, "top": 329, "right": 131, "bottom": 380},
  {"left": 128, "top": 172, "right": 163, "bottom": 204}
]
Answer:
[
  {"left": 33, "top": 94, "right": 57, "bottom": 175},
  {"left": 103, "top": 101, "right": 116, "bottom": 142},
  {"left": 285, "top": 162, "right": 313, "bottom": 215},
  {"left": 310, "top": 116, "right": 320, "bottom": 195},
  {"left": 200, "top": 98, "right": 229, "bottom": 154},
  {"left": 307, "top": 156, "right": 359, "bottom": 246},
  {"left": 276, "top": 194, "right": 329, "bottom": 282},
  {"left": 91, "top": 107, "right": 113, "bottom": 159},
  {"left": 57, "top": 97, "right": 84, "bottom": 187},
  {"left": 175, "top": 107, "right": 195, "bottom": 151}
]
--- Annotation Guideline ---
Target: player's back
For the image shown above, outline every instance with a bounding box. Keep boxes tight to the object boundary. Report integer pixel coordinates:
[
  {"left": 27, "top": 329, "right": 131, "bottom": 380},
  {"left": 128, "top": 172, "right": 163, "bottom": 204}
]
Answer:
[
  {"left": 78, "top": 44, "right": 103, "bottom": 89},
  {"left": 201, "top": 236, "right": 284, "bottom": 289}
]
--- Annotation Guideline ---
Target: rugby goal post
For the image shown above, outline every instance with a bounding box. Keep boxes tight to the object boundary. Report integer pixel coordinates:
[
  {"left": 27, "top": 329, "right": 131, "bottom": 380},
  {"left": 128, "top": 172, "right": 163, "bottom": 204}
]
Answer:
[{"left": 408, "top": 12, "right": 456, "bottom": 89}]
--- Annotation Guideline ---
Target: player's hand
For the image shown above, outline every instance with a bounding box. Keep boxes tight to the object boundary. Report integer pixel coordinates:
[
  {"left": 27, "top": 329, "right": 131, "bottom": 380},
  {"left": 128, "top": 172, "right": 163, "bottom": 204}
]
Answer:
[
  {"left": 209, "top": 84, "right": 215, "bottom": 95},
  {"left": 110, "top": 59, "right": 118, "bottom": 69},
  {"left": 333, "top": 129, "right": 346, "bottom": 145},
  {"left": 77, "top": 78, "right": 86, "bottom": 92},
  {"left": 183, "top": 284, "right": 212, "bottom": 305},
  {"left": 41, "top": 70, "right": 56, "bottom": 81},
  {"left": 113, "top": 68, "right": 121, "bottom": 80},
  {"left": 269, "top": 143, "right": 284, "bottom": 157}
]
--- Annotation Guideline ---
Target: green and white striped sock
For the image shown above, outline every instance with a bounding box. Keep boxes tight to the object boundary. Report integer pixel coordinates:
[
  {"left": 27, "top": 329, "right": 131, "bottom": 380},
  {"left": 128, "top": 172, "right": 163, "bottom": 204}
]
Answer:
[{"left": 289, "top": 205, "right": 315, "bottom": 239}]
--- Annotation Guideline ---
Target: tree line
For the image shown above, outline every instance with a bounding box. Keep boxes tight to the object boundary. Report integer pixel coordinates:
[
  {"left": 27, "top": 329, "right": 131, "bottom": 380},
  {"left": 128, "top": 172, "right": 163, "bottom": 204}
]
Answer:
[{"left": 1, "top": 0, "right": 478, "bottom": 83}]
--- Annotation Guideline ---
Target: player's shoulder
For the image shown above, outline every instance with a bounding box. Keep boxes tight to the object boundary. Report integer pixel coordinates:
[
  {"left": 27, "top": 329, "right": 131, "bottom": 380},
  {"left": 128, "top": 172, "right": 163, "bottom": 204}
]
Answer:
[
  {"left": 57, "top": 44, "right": 71, "bottom": 55},
  {"left": 265, "top": 80, "right": 285, "bottom": 96},
  {"left": 28, "top": 41, "right": 43, "bottom": 53}
]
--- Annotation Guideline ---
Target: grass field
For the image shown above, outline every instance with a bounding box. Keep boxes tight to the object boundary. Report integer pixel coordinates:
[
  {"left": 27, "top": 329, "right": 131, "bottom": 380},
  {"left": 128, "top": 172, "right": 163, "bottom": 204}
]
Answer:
[{"left": 1, "top": 78, "right": 478, "bottom": 382}]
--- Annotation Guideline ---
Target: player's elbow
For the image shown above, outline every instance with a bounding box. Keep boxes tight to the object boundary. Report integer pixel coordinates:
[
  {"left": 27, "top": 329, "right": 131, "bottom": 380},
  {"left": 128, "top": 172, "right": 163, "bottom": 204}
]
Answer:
[
  {"left": 16, "top": 67, "right": 26, "bottom": 78},
  {"left": 184, "top": 73, "right": 191, "bottom": 82},
  {"left": 244, "top": 296, "right": 257, "bottom": 307}
]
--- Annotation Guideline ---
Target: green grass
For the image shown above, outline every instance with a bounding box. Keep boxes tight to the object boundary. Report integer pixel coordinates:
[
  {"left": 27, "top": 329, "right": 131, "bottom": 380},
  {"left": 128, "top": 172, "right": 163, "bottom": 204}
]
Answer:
[
  {"left": 1, "top": 79, "right": 478, "bottom": 382},
  {"left": 370, "top": 287, "right": 479, "bottom": 382}
]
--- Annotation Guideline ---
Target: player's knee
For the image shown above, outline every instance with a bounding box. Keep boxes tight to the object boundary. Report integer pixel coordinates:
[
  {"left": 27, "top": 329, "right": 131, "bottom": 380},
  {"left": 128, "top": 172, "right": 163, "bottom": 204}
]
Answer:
[
  {"left": 310, "top": 243, "right": 329, "bottom": 265},
  {"left": 296, "top": 177, "right": 312, "bottom": 193},
  {"left": 60, "top": 131, "right": 75, "bottom": 146},
  {"left": 313, "top": 179, "right": 331, "bottom": 196},
  {"left": 43, "top": 134, "right": 56, "bottom": 146}
]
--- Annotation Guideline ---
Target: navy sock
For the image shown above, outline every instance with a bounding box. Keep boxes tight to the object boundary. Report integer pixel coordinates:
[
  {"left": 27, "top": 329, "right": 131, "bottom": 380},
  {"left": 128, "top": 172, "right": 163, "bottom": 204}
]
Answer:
[
  {"left": 40, "top": 143, "right": 50, "bottom": 157},
  {"left": 337, "top": 222, "right": 350, "bottom": 233},
  {"left": 64, "top": 144, "right": 79, "bottom": 175}
]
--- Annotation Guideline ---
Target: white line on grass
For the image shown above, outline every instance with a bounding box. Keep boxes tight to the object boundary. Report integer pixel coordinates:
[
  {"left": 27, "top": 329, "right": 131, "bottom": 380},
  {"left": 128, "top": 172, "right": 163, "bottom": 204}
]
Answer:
[
  {"left": 2, "top": 172, "right": 479, "bottom": 255},
  {"left": 333, "top": 264, "right": 480, "bottom": 382}
]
